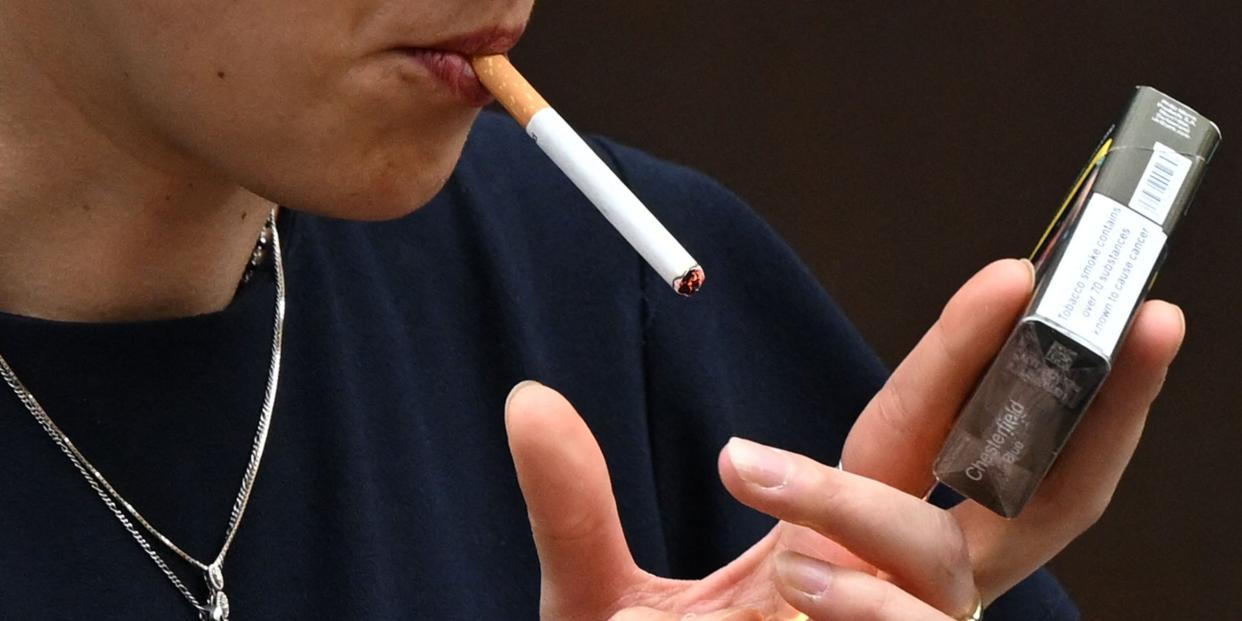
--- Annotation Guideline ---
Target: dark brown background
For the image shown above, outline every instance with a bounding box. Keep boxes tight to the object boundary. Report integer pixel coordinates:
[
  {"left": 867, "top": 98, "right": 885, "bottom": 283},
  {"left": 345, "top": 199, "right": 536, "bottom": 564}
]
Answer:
[{"left": 513, "top": 3, "right": 1240, "bottom": 619}]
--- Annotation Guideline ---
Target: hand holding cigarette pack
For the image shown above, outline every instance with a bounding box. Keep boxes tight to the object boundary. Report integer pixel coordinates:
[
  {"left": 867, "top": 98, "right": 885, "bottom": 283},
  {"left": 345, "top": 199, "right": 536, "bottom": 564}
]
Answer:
[
  {"left": 471, "top": 54, "right": 705, "bottom": 296},
  {"left": 934, "top": 86, "right": 1221, "bottom": 517}
]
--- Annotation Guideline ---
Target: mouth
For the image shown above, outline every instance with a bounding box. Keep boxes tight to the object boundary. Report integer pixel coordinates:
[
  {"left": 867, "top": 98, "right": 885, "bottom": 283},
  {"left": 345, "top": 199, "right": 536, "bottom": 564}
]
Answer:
[{"left": 390, "top": 24, "right": 527, "bottom": 107}]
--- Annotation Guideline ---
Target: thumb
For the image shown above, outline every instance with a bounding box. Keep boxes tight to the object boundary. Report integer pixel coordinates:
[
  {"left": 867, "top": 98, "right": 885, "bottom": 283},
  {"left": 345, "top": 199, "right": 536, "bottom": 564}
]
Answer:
[{"left": 505, "top": 381, "right": 644, "bottom": 619}]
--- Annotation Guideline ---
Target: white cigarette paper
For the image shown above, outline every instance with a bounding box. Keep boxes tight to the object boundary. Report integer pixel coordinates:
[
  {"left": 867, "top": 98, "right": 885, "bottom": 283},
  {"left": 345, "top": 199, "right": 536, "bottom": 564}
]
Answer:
[{"left": 471, "top": 55, "right": 705, "bottom": 296}]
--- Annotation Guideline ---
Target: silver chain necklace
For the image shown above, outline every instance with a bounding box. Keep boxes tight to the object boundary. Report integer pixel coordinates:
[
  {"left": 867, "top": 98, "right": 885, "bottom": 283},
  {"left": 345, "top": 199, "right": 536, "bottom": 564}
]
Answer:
[{"left": 0, "top": 209, "right": 286, "bottom": 620}]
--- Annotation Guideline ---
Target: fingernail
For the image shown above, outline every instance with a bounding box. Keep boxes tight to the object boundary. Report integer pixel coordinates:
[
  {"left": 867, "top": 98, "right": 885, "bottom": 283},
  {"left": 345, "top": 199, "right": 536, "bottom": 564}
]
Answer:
[
  {"left": 776, "top": 552, "right": 833, "bottom": 599},
  {"left": 505, "top": 380, "right": 542, "bottom": 414},
  {"left": 1019, "top": 257, "right": 1036, "bottom": 284},
  {"left": 726, "top": 438, "right": 789, "bottom": 489},
  {"left": 1175, "top": 304, "right": 1186, "bottom": 335}
]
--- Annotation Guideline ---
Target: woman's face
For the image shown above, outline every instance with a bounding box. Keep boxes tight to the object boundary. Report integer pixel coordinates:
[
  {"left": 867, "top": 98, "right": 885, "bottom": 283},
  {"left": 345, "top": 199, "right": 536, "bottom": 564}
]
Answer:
[{"left": 10, "top": 1, "right": 534, "bottom": 219}]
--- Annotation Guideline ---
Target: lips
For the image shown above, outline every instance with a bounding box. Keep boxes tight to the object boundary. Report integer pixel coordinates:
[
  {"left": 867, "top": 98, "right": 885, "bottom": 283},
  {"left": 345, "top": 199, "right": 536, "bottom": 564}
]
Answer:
[
  {"left": 423, "top": 25, "right": 527, "bottom": 57},
  {"left": 398, "top": 49, "right": 493, "bottom": 106},
  {"left": 393, "top": 24, "right": 526, "bottom": 107}
]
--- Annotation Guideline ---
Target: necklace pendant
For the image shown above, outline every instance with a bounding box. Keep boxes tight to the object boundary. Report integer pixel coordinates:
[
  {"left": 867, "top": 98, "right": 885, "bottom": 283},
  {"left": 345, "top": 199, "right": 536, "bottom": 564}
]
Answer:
[
  {"left": 202, "top": 591, "right": 230, "bottom": 621},
  {"left": 202, "top": 564, "right": 230, "bottom": 621},
  {"left": 201, "top": 591, "right": 230, "bottom": 621}
]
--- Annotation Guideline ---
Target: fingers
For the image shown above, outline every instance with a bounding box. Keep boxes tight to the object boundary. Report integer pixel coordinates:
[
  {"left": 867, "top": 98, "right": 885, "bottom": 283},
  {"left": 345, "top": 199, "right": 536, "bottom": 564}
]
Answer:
[
  {"left": 844, "top": 259, "right": 1035, "bottom": 495},
  {"left": 719, "top": 438, "right": 976, "bottom": 615},
  {"left": 505, "top": 381, "right": 643, "bottom": 619},
  {"left": 1035, "top": 300, "right": 1184, "bottom": 520},
  {"left": 954, "top": 300, "right": 1185, "bottom": 601},
  {"left": 774, "top": 552, "right": 956, "bottom": 621}
]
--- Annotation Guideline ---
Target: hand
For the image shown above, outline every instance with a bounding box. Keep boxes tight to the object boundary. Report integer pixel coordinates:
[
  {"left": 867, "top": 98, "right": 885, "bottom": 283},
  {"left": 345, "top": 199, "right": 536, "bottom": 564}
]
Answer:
[
  {"left": 840, "top": 258, "right": 1184, "bottom": 602},
  {"left": 505, "top": 259, "right": 1184, "bottom": 620}
]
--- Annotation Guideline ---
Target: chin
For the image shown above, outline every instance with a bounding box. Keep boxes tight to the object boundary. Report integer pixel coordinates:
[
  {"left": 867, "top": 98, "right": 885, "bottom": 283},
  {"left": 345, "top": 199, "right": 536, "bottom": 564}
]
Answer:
[
  {"left": 294, "top": 175, "right": 454, "bottom": 222},
  {"left": 278, "top": 133, "right": 470, "bottom": 222}
]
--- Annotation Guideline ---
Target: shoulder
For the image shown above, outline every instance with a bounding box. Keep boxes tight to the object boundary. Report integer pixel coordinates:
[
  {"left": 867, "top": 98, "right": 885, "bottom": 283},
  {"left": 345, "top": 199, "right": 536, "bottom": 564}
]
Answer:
[
  {"left": 455, "top": 111, "right": 882, "bottom": 379},
  {"left": 458, "top": 115, "right": 888, "bottom": 449}
]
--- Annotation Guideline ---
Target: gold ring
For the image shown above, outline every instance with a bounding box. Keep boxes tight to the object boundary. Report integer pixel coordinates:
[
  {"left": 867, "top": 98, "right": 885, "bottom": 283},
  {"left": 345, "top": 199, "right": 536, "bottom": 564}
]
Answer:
[{"left": 958, "top": 598, "right": 983, "bottom": 621}]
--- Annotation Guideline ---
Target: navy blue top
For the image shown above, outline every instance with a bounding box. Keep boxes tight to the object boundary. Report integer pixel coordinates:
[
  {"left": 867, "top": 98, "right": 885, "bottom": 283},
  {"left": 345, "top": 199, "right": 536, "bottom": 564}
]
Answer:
[{"left": 0, "top": 111, "right": 1077, "bottom": 619}]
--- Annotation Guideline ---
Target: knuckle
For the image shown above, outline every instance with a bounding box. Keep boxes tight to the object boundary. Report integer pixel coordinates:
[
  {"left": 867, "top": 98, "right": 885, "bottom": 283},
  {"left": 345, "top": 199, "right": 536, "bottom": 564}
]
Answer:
[
  {"left": 1076, "top": 493, "right": 1111, "bottom": 530},
  {"left": 869, "top": 581, "right": 903, "bottom": 621},
  {"left": 929, "top": 511, "right": 984, "bottom": 610},
  {"left": 937, "top": 511, "right": 974, "bottom": 579},
  {"left": 1047, "top": 486, "right": 1113, "bottom": 534},
  {"left": 532, "top": 507, "right": 606, "bottom": 545},
  {"left": 930, "top": 319, "right": 961, "bottom": 364},
  {"left": 873, "top": 386, "right": 916, "bottom": 442},
  {"left": 800, "top": 467, "right": 859, "bottom": 528}
]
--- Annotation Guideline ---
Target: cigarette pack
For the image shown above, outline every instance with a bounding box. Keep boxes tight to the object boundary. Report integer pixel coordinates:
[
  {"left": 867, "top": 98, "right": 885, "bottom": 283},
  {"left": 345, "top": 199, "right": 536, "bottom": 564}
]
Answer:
[{"left": 933, "top": 86, "right": 1221, "bottom": 517}]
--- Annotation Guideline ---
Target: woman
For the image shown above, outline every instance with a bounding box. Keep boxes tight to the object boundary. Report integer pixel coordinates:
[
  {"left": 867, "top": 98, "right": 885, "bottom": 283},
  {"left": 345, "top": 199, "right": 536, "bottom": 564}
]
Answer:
[{"left": 0, "top": 1, "right": 1183, "bottom": 619}]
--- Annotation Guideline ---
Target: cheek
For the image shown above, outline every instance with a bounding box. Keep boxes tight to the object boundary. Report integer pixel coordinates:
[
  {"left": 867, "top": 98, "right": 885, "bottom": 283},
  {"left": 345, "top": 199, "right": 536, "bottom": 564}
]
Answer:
[{"left": 112, "top": 4, "right": 480, "bottom": 219}]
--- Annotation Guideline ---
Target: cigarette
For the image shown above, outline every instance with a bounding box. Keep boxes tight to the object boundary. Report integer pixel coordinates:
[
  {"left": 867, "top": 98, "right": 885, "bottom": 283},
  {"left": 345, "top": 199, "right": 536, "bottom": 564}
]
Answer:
[{"left": 470, "top": 54, "right": 706, "bottom": 296}]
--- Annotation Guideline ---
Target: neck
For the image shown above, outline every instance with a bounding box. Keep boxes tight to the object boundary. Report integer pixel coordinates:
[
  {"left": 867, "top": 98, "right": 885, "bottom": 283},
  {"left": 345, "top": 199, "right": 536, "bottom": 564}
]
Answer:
[
  {"left": 0, "top": 32, "right": 274, "bottom": 323},
  {"left": 0, "top": 183, "right": 275, "bottom": 323}
]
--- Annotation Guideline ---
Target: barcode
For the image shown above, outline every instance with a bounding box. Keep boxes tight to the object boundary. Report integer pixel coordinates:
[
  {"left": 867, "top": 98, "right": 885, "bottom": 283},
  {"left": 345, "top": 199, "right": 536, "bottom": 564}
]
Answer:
[{"left": 1128, "top": 142, "right": 1192, "bottom": 225}]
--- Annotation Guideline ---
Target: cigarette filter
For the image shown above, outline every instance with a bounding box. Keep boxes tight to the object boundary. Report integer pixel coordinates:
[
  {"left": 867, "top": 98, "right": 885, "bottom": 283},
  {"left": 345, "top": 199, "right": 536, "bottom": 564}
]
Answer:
[
  {"left": 934, "top": 86, "right": 1221, "bottom": 517},
  {"left": 471, "top": 54, "right": 705, "bottom": 296}
]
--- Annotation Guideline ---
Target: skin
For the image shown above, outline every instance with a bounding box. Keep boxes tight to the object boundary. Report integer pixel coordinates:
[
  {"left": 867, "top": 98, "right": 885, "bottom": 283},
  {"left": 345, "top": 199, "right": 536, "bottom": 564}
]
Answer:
[
  {"left": 506, "top": 260, "right": 1185, "bottom": 620},
  {"left": 0, "top": 3, "right": 1185, "bottom": 619},
  {"left": 0, "top": 0, "right": 530, "bottom": 320}
]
